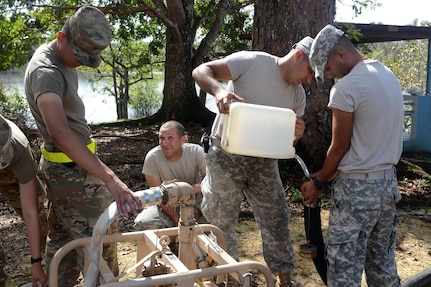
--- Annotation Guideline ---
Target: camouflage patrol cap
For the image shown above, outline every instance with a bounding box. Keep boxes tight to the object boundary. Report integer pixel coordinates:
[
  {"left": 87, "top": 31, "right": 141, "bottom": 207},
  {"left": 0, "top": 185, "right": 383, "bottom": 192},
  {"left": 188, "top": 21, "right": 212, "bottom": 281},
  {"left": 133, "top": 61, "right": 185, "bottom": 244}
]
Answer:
[
  {"left": 309, "top": 24, "right": 344, "bottom": 82},
  {"left": 66, "top": 5, "right": 112, "bottom": 68},
  {"left": 0, "top": 115, "right": 13, "bottom": 169},
  {"left": 292, "top": 36, "right": 314, "bottom": 56}
]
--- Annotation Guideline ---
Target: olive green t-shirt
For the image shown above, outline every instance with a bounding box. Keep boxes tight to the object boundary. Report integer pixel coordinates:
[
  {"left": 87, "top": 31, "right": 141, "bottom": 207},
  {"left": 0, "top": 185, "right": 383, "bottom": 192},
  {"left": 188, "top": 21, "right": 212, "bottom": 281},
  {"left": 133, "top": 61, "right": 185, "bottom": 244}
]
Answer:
[{"left": 24, "top": 43, "right": 91, "bottom": 146}]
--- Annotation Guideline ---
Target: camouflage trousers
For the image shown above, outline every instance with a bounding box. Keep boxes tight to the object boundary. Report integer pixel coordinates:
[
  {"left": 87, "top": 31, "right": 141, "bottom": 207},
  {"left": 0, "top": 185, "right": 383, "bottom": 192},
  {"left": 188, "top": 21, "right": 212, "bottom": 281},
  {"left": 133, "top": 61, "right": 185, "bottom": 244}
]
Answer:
[
  {"left": 201, "top": 146, "right": 295, "bottom": 273},
  {"left": 0, "top": 170, "right": 48, "bottom": 268},
  {"left": 327, "top": 172, "right": 401, "bottom": 287},
  {"left": 41, "top": 159, "right": 119, "bottom": 286}
]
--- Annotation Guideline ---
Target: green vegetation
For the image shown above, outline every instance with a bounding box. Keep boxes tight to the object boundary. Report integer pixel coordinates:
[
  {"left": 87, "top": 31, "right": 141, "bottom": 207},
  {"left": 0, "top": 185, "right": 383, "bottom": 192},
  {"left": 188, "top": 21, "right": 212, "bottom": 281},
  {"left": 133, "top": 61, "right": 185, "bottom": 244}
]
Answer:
[
  {"left": 0, "top": 1, "right": 253, "bottom": 124},
  {"left": 287, "top": 186, "right": 304, "bottom": 203},
  {"left": 129, "top": 79, "right": 163, "bottom": 118},
  {"left": 0, "top": 86, "right": 30, "bottom": 126},
  {"left": 368, "top": 39, "right": 428, "bottom": 93}
]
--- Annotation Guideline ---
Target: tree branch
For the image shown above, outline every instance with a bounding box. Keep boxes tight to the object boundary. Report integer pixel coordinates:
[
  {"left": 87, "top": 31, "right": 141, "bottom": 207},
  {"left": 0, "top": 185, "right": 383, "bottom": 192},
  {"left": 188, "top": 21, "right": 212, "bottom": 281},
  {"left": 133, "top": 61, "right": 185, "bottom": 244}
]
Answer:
[{"left": 193, "top": 0, "right": 229, "bottom": 66}]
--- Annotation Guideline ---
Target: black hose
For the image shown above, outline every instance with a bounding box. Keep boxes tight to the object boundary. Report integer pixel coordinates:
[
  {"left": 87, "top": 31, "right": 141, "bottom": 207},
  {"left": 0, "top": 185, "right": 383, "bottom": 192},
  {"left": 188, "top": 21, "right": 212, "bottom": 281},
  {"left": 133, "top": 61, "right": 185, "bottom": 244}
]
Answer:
[
  {"left": 304, "top": 203, "right": 327, "bottom": 285},
  {"left": 401, "top": 267, "right": 431, "bottom": 287}
]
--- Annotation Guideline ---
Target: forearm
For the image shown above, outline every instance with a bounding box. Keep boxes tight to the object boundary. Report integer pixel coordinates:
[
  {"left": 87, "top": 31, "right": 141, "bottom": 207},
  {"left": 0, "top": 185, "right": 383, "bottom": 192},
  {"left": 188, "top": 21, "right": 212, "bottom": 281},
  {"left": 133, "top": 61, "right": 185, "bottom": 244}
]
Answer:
[
  {"left": 192, "top": 63, "right": 232, "bottom": 96},
  {"left": 318, "top": 108, "right": 352, "bottom": 182},
  {"left": 318, "top": 145, "right": 347, "bottom": 182},
  {"left": 19, "top": 179, "right": 42, "bottom": 259},
  {"left": 24, "top": 213, "right": 42, "bottom": 259},
  {"left": 194, "top": 76, "right": 226, "bottom": 97}
]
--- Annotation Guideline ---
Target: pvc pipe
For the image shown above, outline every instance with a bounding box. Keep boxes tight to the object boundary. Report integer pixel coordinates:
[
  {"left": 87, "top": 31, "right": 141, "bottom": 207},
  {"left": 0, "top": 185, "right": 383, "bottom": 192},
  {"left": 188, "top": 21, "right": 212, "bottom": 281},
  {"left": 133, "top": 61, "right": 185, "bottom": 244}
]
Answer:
[{"left": 401, "top": 267, "right": 431, "bottom": 287}]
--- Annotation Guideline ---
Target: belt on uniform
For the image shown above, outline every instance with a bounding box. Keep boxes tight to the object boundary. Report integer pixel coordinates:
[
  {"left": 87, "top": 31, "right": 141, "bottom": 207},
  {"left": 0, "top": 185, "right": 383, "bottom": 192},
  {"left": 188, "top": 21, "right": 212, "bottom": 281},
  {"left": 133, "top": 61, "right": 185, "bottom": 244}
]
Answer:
[
  {"left": 337, "top": 168, "right": 395, "bottom": 180},
  {"left": 41, "top": 139, "right": 97, "bottom": 163}
]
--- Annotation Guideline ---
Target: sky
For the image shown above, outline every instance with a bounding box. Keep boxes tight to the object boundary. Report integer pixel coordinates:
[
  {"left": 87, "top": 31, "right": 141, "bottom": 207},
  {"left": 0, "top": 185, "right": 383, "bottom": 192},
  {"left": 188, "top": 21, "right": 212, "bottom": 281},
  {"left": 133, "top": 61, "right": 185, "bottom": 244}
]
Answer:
[{"left": 335, "top": 0, "right": 431, "bottom": 26}]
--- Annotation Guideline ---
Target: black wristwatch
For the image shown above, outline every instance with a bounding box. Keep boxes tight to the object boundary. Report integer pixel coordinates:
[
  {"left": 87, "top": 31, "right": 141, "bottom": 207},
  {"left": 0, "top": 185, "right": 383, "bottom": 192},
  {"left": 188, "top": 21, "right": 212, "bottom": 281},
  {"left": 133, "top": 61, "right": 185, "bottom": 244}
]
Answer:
[
  {"left": 31, "top": 256, "right": 42, "bottom": 264},
  {"left": 313, "top": 178, "right": 329, "bottom": 190}
]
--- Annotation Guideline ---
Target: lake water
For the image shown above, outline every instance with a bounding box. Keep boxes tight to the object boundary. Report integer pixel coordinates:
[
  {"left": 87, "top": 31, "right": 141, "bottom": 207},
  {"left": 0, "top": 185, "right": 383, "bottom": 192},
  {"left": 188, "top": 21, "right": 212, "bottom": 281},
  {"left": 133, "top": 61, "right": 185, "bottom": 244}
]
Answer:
[{"left": 1, "top": 70, "right": 217, "bottom": 124}]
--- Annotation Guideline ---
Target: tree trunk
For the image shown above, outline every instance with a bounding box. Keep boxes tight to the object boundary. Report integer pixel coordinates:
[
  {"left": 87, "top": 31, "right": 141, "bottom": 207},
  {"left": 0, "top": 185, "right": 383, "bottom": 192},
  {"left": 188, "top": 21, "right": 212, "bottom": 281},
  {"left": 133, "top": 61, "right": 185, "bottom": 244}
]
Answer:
[
  {"left": 117, "top": 90, "right": 129, "bottom": 119},
  {"left": 115, "top": 70, "right": 126, "bottom": 120},
  {"left": 253, "top": 0, "right": 336, "bottom": 168},
  {"left": 149, "top": 0, "right": 215, "bottom": 127}
]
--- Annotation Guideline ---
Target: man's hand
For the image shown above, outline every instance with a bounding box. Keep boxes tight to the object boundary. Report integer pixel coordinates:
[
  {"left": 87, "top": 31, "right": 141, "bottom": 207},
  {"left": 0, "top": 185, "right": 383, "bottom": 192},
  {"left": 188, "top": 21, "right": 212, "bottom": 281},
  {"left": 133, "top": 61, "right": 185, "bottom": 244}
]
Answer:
[
  {"left": 31, "top": 263, "right": 47, "bottom": 287},
  {"left": 215, "top": 91, "right": 244, "bottom": 114},
  {"left": 300, "top": 180, "right": 320, "bottom": 207},
  {"left": 106, "top": 177, "right": 142, "bottom": 217}
]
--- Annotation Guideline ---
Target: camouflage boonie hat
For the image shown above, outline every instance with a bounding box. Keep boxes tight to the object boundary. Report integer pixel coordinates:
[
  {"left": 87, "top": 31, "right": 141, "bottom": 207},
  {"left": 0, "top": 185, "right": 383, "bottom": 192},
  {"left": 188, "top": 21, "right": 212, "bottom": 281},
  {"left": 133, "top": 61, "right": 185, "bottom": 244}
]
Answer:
[
  {"left": 0, "top": 115, "right": 13, "bottom": 169},
  {"left": 292, "top": 36, "right": 314, "bottom": 56},
  {"left": 67, "top": 5, "right": 112, "bottom": 68},
  {"left": 309, "top": 24, "right": 344, "bottom": 82}
]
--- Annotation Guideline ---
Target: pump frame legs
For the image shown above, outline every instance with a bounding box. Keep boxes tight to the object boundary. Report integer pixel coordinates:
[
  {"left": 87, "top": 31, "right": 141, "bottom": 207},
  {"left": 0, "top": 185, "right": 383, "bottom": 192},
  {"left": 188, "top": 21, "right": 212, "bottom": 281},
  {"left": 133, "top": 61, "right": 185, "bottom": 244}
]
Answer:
[{"left": 48, "top": 224, "right": 274, "bottom": 287}]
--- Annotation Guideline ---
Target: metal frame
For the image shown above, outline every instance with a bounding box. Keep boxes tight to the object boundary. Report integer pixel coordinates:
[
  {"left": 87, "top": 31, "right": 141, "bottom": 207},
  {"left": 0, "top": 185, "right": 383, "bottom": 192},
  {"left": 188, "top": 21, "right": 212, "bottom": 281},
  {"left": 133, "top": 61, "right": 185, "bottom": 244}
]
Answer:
[{"left": 48, "top": 182, "right": 274, "bottom": 287}]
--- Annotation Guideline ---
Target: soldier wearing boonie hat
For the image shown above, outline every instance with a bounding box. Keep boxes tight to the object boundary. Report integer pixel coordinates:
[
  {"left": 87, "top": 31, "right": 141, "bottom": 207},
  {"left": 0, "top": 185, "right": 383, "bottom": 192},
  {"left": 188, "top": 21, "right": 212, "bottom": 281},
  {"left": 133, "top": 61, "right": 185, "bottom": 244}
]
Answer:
[
  {"left": 62, "top": 5, "right": 112, "bottom": 68},
  {"left": 309, "top": 24, "right": 345, "bottom": 82}
]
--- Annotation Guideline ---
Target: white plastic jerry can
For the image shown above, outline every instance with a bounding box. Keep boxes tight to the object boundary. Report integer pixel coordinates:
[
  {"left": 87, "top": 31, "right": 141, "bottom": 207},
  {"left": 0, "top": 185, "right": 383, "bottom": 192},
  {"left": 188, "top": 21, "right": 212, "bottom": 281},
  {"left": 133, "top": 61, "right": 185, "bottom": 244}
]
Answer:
[{"left": 221, "top": 102, "right": 297, "bottom": 159}]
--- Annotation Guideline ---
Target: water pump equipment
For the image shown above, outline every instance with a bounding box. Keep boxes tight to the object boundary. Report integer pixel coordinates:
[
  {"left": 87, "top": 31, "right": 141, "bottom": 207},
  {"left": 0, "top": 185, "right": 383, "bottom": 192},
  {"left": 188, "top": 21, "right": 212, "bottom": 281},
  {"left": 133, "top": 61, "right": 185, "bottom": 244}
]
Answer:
[{"left": 48, "top": 180, "right": 274, "bottom": 287}]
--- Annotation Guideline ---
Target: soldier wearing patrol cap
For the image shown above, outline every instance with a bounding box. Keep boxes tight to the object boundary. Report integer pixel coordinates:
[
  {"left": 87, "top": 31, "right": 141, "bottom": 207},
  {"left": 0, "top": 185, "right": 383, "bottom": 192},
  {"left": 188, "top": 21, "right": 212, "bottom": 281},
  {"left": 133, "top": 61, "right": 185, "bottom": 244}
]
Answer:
[
  {"left": 192, "top": 35, "right": 314, "bottom": 287},
  {"left": 24, "top": 5, "right": 142, "bottom": 286},
  {"left": 301, "top": 24, "right": 403, "bottom": 287},
  {"left": 0, "top": 114, "right": 48, "bottom": 286}
]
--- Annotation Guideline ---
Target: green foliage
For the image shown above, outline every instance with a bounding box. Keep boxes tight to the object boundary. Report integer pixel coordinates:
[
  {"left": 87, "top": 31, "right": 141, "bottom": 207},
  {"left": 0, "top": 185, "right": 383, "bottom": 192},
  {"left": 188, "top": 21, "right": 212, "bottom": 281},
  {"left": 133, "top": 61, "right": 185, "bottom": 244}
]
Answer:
[
  {"left": 113, "top": 13, "right": 165, "bottom": 57},
  {"left": 364, "top": 40, "right": 428, "bottom": 93},
  {"left": 0, "top": 11, "right": 47, "bottom": 70},
  {"left": 1, "top": 1, "right": 254, "bottom": 122},
  {"left": 199, "top": 5, "right": 253, "bottom": 59},
  {"left": 129, "top": 80, "right": 162, "bottom": 118},
  {"left": 319, "top": 197, "right": 330, "bottom": 208},
  {"left": 212, "top": 9, "right": 252, "bottom": 55},
  {"left": 0, "top": 86, "right": 30, "bottom": 122},
  {"left": 92, "top": 12, "right": 165, "bottom": 119},
  {"left": 287, "top": 186, "right": 304, "bottom": 203},
  {"left": 350, "top": 0, "right": 382, "bottom": 16}
]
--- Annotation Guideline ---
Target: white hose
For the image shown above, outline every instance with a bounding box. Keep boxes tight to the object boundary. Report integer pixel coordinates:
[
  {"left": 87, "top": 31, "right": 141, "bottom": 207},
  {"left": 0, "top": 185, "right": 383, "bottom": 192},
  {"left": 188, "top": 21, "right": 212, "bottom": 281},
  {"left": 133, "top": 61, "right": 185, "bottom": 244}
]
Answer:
[{"left": 84, "top": 188, "right": 164, "bottom": 287}]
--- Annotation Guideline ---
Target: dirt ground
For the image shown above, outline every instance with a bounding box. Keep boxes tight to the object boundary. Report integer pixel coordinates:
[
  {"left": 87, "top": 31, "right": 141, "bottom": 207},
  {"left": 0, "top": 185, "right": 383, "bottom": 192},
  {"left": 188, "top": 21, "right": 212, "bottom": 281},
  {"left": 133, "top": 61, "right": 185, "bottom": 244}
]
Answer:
[{"left": 1, "top": 123, "right": 431, "bottom": 286}]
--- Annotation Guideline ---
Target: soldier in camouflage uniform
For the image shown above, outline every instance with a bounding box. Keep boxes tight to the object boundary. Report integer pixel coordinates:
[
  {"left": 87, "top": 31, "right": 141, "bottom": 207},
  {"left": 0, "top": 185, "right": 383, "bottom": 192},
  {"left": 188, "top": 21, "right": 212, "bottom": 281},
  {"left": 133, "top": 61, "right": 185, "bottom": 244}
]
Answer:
[
  {"left": 192, "top": 36, "right": 315, "bottom": 287},
  {"left": 301, "top": 25, "right": 402, "bottom": 287},
  {"left": 0, "top": 114, "right": 48, "bottom": 286},
  {"left": 24, "top": 6, "right": 142, "bottom": 286}
]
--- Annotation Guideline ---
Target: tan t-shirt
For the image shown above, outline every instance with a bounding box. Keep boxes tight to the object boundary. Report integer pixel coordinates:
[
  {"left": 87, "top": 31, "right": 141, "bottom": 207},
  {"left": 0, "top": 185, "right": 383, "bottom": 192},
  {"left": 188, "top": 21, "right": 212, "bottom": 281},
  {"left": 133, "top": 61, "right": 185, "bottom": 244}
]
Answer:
[
  {"left": 142, "top": 143, "right": 206, "bottom": 184},
  {"left": 328, "top": 60, "right": 404, "bottom": 173},
  {"left": 210, "top": 51, "right": 306, "bottom": 140}
]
